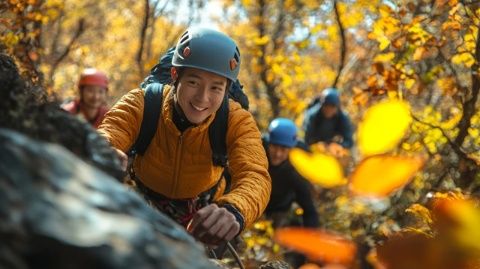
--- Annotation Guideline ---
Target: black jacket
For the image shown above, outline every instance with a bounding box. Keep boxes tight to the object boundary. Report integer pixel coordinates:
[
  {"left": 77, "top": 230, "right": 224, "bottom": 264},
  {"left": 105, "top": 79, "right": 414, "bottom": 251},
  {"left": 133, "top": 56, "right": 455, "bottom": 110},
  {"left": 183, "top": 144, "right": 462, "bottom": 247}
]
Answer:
[{"left": 263, "top": 138, "right": 319, "bottom": 228}]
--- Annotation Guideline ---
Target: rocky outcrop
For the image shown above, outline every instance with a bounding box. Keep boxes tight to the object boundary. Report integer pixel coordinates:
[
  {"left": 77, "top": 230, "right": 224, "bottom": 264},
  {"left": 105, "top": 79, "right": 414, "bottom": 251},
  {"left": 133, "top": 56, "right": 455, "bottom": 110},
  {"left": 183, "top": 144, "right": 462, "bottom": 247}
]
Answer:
[{"left": 0, "top": 128, "right": 217, "bottom": 269}]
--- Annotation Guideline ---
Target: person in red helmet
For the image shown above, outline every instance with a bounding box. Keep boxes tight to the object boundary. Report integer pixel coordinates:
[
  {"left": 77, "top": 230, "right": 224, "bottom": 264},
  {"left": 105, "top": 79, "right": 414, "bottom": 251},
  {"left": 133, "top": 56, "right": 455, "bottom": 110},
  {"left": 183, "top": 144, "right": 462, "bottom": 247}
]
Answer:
[{"left": 61, "top": 68, "right": 110, "bottom": 128}]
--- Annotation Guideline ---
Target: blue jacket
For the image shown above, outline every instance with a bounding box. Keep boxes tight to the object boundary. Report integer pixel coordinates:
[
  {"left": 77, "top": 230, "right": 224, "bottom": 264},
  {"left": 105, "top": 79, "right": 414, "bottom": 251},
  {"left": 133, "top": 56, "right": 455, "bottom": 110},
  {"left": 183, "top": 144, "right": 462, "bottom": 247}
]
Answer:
[{"left": 303, "top": 101, "right": 354, "bottom": 148}]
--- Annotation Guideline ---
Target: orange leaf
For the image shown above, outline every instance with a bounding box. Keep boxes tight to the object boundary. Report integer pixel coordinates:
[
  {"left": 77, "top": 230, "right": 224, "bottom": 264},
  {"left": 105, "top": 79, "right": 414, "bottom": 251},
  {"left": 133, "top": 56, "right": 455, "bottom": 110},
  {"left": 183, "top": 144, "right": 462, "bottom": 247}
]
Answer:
[
  {"left": 299, "top": 263, "right": 322, "bottom": 269},
  {"left": 274, "top": 228, "right": 357, "bottom": 264},
  {"left": 413, "top": 47, "right": 426, "bottom": 61},
  {"left": 350, "top": 155, "right": 425, "bottom": 198}
]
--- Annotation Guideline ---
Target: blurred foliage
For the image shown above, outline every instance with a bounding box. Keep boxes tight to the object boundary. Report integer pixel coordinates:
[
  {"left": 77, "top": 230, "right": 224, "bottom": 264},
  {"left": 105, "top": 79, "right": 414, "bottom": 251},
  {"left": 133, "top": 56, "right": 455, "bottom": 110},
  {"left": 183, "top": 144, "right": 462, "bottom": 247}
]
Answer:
[
  {"left": 1, "top": 0, "right": 480, "bottom": 268},
  {"left": 1, "top": 0, "right": 205, "bottom": 100}
]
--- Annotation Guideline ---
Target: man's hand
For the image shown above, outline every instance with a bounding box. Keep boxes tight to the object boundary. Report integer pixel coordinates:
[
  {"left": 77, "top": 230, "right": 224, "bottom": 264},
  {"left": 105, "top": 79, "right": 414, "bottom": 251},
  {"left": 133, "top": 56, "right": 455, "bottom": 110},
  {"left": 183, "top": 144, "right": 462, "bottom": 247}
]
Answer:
[
  {"left": 113, "top": 148, "right": 128, "bottom": 171},
  {"left": 327, "top": 142, "right": 346, "bottom": 157},
  {"left": 187, "top": 204, "right": 240, "bottom": 247}
]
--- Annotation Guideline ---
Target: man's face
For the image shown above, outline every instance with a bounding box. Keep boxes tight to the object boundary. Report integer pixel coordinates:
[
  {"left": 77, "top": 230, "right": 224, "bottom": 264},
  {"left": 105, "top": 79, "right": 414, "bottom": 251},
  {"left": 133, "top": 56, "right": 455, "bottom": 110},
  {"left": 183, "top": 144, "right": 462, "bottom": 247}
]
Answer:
[
  {"left": 268, "top": 143, "right": 291, "bottom": 166},
  {"left": 321, "top": 104, "right": 338, "bottom": 119},
  {"left": 81, "top": 85, "right": 107, "bottom": 109},
  {"left": 175, "top": 68, "right": 227, "bottom": 124}
]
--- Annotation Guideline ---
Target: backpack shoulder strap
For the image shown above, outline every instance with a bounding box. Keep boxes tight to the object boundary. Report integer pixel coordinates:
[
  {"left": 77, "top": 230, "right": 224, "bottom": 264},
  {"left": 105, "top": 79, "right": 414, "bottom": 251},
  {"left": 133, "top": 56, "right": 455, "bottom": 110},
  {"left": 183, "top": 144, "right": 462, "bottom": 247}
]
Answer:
[
  {"left": 208, "top": 96, "right": 229, "bottom": 167},
  {"left": 129, "top": 83, "right": 164, "bottom": 156}
]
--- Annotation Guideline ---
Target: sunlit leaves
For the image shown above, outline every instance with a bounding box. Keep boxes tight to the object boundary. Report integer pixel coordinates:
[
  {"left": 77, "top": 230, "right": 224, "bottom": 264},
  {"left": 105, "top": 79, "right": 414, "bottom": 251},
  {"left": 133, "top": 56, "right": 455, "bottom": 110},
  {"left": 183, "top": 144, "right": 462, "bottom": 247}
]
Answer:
[
  {"left": 412, "top": 47, "right": 426, "bottom": 61},
  {"left": 374, "top": 52, "right": 395, "bottom": 63},
  {"left": 337, "top": 2, "right": 365, "bottom": 28},
  {"left": 451, "top": 52, "right": 475, "bottom": 67},
  {"left": 358, "top": 100, "right": 412, "bottom": 156},
  {"left": 289, "top": 148, "right": 346, "bottom": 188},
  {"left": 349, "top": 155, "right": 424, "bottom": 198},
  {"left": 442, "top": 21, "right": 462, "bottom": 31},
  {"left": 405, "top": 203, "right": 433, "bottom": 229},
  {"left": 369, "top": 5, "right": 401, "bottom": 51},
  {"left": 254, "top": 35, "right": 270, "bottom": 46},
  {"left": 408, "top": 105, "right": 461, "bottom": 154},
  {"left": 407, "top": 23, "right": 432, "bottom": 46},
  {"left": 274, "top": 228, "right": 357, "bottom": 264},
  {"left": 243, "top": 220, "right": 275, "bottom": 249},
  {"left": 436, "top": 77, "right": 457, "bottom": 96},
  {"left": 0, "top": 32, "right": 20, "bottom": 47}
]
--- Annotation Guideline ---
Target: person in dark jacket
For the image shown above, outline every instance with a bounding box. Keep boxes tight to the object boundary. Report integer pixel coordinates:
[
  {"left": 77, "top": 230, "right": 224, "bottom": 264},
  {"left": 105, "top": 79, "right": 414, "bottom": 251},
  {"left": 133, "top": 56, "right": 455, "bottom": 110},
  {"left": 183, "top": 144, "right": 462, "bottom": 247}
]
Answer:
[
  {"left": 263, "top": 118, "right": 319, "bottom": 228},
  {"left": 303, "top": 88, "right": 354, "bottom": 149}
]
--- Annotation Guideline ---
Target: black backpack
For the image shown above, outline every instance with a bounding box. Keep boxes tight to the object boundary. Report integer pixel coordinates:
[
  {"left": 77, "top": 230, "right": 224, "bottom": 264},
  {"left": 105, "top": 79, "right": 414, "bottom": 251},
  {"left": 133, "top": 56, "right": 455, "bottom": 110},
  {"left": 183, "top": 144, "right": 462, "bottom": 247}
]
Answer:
[{"left": 129, "top": 47, "right": 249, "bottom": 171}]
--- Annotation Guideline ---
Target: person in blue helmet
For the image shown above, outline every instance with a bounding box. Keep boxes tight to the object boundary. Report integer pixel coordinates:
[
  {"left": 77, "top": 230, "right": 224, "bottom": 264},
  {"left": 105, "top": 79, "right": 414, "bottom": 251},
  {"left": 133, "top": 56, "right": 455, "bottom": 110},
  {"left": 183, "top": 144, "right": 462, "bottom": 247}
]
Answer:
[
  {"left": 262, "top": 118, "right": 319, "bottom": 228},
  {"left": 303, "top": 88, "right": 354, "bottom": 149}
]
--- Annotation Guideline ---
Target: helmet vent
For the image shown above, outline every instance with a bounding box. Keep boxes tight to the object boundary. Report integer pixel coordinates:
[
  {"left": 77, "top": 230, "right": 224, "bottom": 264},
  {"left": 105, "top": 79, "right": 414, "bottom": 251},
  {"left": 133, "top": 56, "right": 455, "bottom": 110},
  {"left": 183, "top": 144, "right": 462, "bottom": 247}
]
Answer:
[
  {"left": 233, "top": 46, "right": 240, "bottom": 66},
  {"left": 180, "top": 31, "right": 189, "bottom": 44},
  {"left": 233, "top": 53, "right": 240, "bottom": 63}
]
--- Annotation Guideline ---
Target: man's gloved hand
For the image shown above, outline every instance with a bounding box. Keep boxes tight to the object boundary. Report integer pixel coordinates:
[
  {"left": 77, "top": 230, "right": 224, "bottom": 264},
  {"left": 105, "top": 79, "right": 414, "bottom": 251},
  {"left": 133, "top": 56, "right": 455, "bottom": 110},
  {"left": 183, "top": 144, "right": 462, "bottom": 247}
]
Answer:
[{"left": 187, "top": 203, "right": 240, "bottom": 247}]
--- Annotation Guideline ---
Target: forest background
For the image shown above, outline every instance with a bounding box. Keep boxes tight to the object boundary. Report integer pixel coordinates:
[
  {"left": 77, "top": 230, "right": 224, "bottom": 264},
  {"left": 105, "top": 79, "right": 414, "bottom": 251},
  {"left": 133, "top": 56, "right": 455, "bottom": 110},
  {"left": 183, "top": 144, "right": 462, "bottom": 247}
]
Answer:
[{"left": 1, "top": 0, "right": 480, "bottom": 268}]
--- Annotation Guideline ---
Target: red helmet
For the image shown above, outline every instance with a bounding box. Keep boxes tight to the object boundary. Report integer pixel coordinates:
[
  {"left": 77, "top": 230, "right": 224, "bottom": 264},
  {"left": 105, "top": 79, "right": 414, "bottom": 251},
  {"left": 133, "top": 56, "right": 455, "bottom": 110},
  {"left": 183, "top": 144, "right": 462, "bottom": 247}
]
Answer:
[{"left": 78, "top": 68, "right": 108, "bottom": 90}]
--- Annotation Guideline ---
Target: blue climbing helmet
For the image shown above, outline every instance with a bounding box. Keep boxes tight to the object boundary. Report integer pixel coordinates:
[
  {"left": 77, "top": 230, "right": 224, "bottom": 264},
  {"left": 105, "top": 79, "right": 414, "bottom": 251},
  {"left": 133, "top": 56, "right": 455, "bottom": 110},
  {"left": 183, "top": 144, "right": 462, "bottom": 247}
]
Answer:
[
  {"left": 172, "top": 27, "right": 241, "bottom": 82},
  {"left": 268, "top": 118, "right": 297, "bottom": 148},
  {"left": 321, "top": 88, "right": 340, "bottom": 106}
]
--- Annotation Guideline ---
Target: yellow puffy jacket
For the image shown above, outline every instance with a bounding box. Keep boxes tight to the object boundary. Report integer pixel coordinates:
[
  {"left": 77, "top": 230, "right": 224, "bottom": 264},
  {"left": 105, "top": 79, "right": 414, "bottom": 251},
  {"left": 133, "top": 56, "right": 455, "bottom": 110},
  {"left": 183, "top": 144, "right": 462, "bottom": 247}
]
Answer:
[{"left": 98, "top": 85, "right": 271, "bottom": 227}]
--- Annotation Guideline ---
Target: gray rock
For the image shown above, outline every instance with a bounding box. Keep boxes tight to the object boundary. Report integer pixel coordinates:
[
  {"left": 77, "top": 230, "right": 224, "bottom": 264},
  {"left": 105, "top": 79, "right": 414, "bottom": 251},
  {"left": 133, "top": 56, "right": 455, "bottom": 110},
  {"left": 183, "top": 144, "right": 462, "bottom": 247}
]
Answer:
[{"left": 0, "top": 128, "right": 216, "bottom": 269}]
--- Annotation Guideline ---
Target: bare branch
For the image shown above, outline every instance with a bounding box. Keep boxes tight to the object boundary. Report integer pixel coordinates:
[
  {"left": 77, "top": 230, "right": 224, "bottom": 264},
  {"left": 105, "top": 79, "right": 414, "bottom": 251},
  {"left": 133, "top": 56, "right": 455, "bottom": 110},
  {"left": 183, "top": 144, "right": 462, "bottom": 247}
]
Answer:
[
  {"left": 49, "top": 18, "right": 85, "bottom": 79},
  {"left": 454, "top": 23, "right": 480, "bottom": 146},
  {"left": 257, "top": 0, "right": 281, "bottom": 118},
  {"left": 137, "top": 0, "right": 150, "bottom": 78},
  {"left": 332, "top": 0, "right": 346, "bottom": 89}
]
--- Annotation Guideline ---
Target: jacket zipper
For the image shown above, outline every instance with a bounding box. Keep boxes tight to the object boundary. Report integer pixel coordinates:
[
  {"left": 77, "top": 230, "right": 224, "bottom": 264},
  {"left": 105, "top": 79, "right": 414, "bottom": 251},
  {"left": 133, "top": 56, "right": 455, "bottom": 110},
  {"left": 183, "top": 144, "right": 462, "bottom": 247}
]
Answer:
[{"left": 171, "top": 133, "right": 183, "bottom": 196}]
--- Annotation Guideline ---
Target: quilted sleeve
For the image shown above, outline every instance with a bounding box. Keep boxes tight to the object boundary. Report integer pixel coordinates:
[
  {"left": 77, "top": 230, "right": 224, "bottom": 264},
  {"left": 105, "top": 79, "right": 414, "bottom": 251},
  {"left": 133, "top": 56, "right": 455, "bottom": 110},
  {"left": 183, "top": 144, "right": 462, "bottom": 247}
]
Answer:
[
  {"left": 216, "top": 103, "right": 271, "bottom": 228},
  {"left": 97, "top": 88, "right": 145, "bottom": 152}
]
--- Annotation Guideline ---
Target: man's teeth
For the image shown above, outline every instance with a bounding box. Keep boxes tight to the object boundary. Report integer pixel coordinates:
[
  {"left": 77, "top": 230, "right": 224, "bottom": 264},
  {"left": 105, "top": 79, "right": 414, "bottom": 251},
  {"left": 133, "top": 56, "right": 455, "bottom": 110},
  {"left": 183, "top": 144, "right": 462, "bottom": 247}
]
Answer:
[{"left": 192, "top": 104, "right": 207, "bottom": 111}]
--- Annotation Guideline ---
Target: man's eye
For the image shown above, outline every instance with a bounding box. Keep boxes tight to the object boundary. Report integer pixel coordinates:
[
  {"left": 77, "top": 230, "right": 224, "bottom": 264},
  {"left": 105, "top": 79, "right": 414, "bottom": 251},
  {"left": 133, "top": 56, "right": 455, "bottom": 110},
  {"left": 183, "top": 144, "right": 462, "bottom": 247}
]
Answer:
[{"left": 188, "top": 80, "right": 198, "bottom": 86}]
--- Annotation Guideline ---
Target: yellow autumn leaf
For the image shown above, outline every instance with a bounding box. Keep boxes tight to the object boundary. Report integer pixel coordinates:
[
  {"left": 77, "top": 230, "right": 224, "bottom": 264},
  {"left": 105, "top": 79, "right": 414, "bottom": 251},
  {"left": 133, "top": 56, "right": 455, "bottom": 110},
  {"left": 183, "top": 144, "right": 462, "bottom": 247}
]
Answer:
[
  {"left": 374, "top": 52, "right": 395, "bottom": 63},
  {"left": 358, "top": 99, "right": 412, "bottom": 156},
  {"left": 289, "top": 148, "right": 346, "bottom": 188},
  {"left": 241, "top": 0, "right": 253, "bottom": 6},
  {"left": 468, "top": 127, "right": 479, "bottom": 138},
  {"left": 350, "top": 155, "right": 425, "bottom": 198},
  {"left": 405, "top": 78, "right": 416, "bottom": 90},
  {"left": 254, "top": 35, "right": 270, "bottom": 46},
  {"left": 451, "top": 52, "right": 475, "bottom": 67},
  {"left": 379, "top": 37, "right": 391, "bottom": 51}
]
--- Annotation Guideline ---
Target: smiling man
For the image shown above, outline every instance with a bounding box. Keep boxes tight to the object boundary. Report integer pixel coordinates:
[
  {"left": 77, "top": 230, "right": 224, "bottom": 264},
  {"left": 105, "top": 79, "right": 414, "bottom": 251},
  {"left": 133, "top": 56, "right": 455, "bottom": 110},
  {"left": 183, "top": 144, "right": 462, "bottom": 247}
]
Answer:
[{"left": 98, "top": 27, "right": 271, "bottom": 249}]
